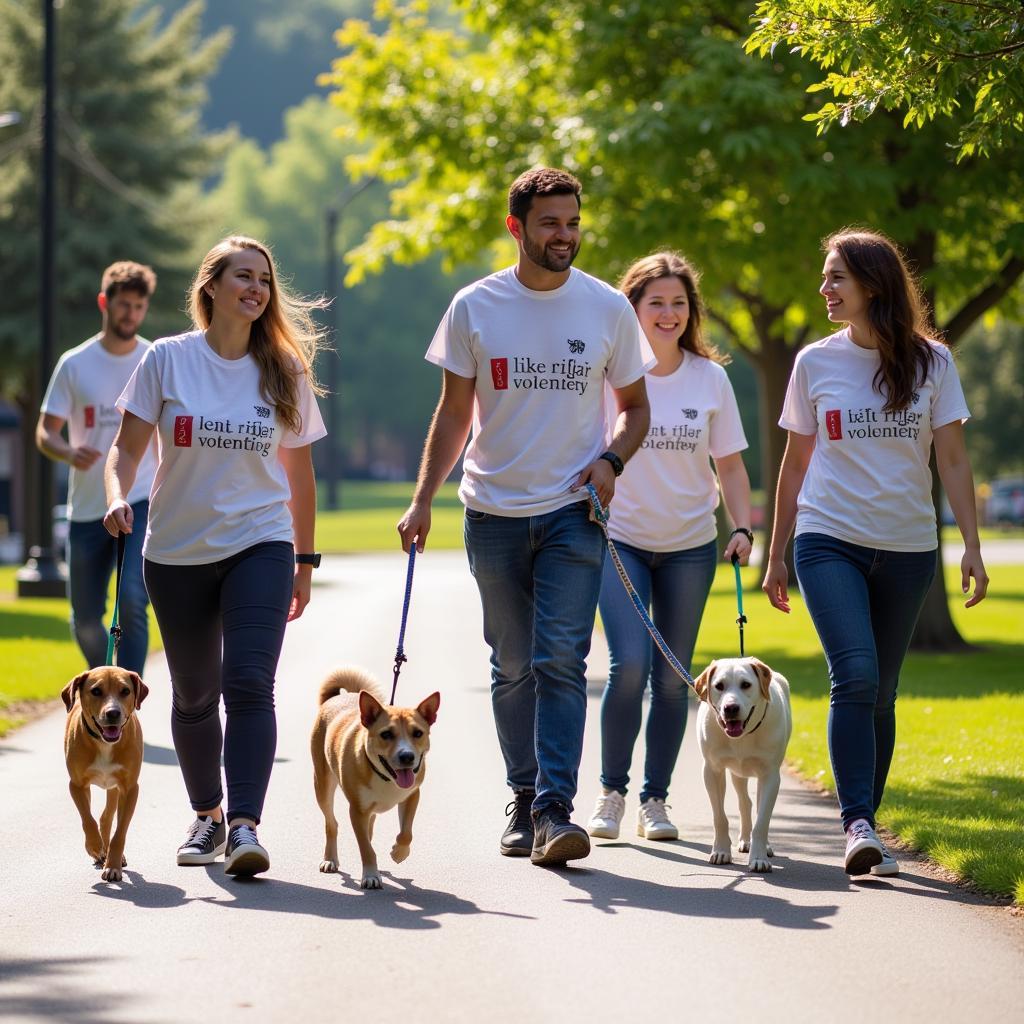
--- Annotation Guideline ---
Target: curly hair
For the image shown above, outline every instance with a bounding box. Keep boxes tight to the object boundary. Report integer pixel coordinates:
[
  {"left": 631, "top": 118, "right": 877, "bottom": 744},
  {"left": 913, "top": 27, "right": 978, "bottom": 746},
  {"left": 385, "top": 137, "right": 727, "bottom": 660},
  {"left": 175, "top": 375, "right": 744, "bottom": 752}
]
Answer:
[{"left": 101, "top": 261, "right": 157, "bottom": 300}]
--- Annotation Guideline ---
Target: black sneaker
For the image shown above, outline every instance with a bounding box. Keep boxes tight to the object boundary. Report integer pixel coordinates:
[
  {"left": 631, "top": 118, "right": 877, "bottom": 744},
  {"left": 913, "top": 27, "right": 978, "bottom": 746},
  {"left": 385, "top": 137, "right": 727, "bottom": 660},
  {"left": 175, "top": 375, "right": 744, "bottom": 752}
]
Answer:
[
  {"left": 224, "top": 823, "right": 270, "bottom": 877},
  {"left": 531, "top": 802, "right": 591, "bottom": 866},
  {"left": 176, "top": 815, "right": 226, "bottom": 865},
  {"left": 500, "top": 788, "right": 535, "bottom": 857}
]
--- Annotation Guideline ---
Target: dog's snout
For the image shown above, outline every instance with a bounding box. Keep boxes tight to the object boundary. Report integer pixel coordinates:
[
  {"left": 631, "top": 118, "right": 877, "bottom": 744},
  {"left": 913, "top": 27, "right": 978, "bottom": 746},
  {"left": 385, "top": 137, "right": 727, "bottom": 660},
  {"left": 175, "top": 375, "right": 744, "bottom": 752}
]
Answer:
[
  {"left": 722, "top": 704, "right": 741, "bottom": 720},
  {"left": 397, "top": 749, "right": 416, "bottom": 767},
  {"left": 101, "top": 705, "right": 124, "bottom": 723}
]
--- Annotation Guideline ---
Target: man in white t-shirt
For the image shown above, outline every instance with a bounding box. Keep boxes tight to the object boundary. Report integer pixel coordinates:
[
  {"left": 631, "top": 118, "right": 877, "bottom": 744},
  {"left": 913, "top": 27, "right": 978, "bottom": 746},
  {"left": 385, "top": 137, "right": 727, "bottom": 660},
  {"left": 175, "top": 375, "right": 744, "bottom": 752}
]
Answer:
[
  {"left": 37, "top": 262, "right": 159, "bottom": 674},
  {"left": 398, "top": 168, "right": 653, "bottom": 867}
]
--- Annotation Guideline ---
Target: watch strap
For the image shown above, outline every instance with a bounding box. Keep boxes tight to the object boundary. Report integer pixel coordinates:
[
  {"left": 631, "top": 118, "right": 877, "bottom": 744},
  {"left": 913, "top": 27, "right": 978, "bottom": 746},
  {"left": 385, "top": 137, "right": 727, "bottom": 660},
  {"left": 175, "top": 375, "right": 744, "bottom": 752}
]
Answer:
[{"left": 295, "top": 552, "right": 322, "bottom": 567}]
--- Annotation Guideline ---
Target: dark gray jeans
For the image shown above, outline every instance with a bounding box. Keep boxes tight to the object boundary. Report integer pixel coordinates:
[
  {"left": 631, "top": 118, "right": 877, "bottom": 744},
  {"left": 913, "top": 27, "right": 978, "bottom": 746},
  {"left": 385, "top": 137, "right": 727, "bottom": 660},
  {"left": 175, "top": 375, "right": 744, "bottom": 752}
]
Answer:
[{"left": 144, "top": 541, "right": 294, "bottom": 824}]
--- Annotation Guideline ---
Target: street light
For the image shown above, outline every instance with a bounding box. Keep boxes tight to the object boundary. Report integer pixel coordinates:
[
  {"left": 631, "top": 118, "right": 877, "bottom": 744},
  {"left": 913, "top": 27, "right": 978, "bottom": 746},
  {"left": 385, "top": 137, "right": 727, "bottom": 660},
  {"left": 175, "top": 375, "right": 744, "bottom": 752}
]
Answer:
[
  {"left": 323, "top": 176, "right": 379, "bottom": 510},
  {"left": 17, "top": 0, "right": 64, "bottom": 597}
]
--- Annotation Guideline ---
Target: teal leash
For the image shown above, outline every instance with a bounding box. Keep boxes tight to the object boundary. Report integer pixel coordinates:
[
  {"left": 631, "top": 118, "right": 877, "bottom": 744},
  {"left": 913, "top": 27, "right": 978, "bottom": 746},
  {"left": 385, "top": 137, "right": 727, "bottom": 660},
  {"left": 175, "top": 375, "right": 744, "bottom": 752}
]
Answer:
[
  {"left": 584, "top": 484, "right": 699, "bottom": 695},
  {"left": 105, "top": 532, "right": 126, "bottom": 665},
  {"left": 731, "top": 553, "right": 747, "bottom": 657}
]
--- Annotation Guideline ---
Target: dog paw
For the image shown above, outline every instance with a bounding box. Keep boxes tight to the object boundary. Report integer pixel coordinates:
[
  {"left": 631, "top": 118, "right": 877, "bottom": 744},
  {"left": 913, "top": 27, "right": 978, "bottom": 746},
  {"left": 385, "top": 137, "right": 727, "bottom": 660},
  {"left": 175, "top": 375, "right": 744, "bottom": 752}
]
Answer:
[
  {"left": 709, "top": 848, "right": 733, "bottom": 865},
  {"left": 319, "top": 859, "right": 339, "bottom": 873},
  {"left": 360, "top": 870, "right": 383, "bottom": 890},
  {"left": 738, "top": 839, "right": 750, "bottom": 853},
  {"left": 100, "top": 866, "right": 123, "bottom": 882},
  {"left": 748, "top": 856, "right": 772, "bottom": 873},
  {"left": 391, "top": 843, "right": 410, "bottom": 863}
]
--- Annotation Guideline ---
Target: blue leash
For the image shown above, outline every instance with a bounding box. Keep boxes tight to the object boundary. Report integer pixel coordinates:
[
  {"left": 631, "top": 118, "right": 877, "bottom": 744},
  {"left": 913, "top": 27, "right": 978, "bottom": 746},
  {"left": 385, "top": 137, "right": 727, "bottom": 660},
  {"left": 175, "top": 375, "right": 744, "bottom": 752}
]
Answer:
[
  {"left": 390, "top": 544, "right": 417, "bottom": 704},
  {"left": 105, "top": 532, "right": 126, "bottom": 665},
  {"left": 584, "top": 484, "right": 700, "bottom": 696}
]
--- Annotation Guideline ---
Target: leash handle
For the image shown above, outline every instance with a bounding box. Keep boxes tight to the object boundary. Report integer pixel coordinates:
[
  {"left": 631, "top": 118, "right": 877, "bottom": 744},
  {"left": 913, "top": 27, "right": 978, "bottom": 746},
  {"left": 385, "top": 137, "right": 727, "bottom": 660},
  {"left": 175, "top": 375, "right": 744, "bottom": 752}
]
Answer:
[
  {"left": 584, "top": 484, "right": 700, "bottom": 696},
  {"left": 391, "top": 544, "right": 417, "bottom": 704},
  {"left": 731, "top": 553, "right": 747, "bottom": 658},
  {"left": 105, "top": 532, "right": 126, "bottom": 665}
]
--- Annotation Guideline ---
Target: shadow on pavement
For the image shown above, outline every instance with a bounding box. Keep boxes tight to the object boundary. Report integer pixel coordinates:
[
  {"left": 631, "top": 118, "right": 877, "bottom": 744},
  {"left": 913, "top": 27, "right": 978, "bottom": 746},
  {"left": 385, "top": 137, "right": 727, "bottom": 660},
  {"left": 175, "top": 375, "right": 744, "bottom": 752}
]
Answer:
[
  {"left": 142, "top": 743, "right": 290, "bottom": 767},
  {"left": 0, "top": 955, "right": 168, "bottom": 1024}
]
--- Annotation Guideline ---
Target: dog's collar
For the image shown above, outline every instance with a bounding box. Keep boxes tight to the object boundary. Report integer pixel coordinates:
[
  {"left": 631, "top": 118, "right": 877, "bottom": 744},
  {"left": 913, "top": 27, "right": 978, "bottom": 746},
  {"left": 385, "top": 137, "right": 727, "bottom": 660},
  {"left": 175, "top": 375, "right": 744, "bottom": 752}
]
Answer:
[{"left": 364, "top": 749, "right": 422, "bottom": 784}]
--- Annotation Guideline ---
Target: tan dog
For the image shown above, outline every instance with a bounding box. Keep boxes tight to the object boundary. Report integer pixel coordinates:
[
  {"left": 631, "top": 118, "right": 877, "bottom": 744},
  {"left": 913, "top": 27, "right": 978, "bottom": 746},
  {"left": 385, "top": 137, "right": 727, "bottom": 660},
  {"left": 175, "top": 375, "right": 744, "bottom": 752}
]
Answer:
[
  {"left": 695, "top": 657, "right": 792, "bottom": 873},
  {"left": 61, "top": 666, "right": 149, "bottom": 882},
  {"left": 311, "top": 666, "right": 440, "bottom": 890}
]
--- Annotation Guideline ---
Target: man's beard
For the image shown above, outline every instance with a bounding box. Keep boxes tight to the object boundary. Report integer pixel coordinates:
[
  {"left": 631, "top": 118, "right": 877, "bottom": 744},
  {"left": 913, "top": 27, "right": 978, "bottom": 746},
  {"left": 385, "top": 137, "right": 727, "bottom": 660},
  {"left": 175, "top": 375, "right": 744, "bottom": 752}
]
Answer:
[
  {"left": 109, "top": 320, "right": 137, "bottom": 340},
  {"left": 521, "top": 232, "right": 579, "bottom": 273}
]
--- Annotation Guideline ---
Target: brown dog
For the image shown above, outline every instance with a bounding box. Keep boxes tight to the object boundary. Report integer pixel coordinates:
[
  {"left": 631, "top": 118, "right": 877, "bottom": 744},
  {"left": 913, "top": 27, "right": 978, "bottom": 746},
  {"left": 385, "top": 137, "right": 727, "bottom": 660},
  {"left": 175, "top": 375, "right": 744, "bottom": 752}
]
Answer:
[
  {"left": 311, "top": 666, "right": 440, "bottom": 890},
  {"left": 61, "top": 666, "right": 148, "bottom": 882}
]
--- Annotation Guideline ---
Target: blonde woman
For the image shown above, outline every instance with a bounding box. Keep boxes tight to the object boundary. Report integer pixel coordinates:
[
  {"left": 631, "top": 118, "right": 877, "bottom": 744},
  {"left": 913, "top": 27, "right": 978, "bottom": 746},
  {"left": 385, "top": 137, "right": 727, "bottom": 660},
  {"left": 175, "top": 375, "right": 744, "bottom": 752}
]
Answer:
[{"left": 104, "top": 236, "right": 327, "bottom": 877}]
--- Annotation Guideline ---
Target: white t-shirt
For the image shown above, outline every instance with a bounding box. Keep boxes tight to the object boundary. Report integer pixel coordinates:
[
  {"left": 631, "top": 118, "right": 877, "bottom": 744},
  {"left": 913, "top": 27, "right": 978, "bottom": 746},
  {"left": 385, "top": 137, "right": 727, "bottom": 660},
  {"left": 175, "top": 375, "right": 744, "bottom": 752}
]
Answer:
[
  {"left": 605, "top": 354, "right": 748, "bottom": 551},
  {"left": 117, "top": 330, "right": 327, "bottom": 564},
  {"left": 779, "top": 329, "right": 969, "bottom": 551},
  {"left": 426, "top": 267, "right": 655, "bottom": 516},
  {"left": 41, "top": 335, "right": 158, "bottom": 521}
]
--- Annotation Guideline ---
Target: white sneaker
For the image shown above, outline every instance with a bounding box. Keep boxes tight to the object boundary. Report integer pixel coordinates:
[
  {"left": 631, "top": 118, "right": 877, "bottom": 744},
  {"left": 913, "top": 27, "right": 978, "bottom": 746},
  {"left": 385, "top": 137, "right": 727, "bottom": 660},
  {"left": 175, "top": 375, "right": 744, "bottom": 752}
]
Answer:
[
  {"left": 637, "top": 798, "right": 678, "bottom": 841},
  {"left": 586, "top": 789, "right": 626, "bottom": 839},
  {"left": 871, "top": 842, "right": 900, "bottom": 877},
  {"left": 844, "top": 818, "right": 884, "bottom": 875}
]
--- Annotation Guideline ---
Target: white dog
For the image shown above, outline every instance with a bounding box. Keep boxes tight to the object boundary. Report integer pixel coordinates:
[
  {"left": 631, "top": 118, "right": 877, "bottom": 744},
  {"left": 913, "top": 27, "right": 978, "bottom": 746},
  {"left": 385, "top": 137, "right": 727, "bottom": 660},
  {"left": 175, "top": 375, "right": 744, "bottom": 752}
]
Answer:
[{"left": 695, "top": 657, "right": 793, "bottom": 873}]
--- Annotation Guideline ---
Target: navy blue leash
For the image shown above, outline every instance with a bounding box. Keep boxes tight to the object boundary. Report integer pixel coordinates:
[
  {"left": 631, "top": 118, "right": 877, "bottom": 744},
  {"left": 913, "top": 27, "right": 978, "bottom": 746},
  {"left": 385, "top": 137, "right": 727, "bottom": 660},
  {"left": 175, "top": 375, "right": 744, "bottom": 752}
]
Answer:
[
  {"left": 390, "top": 544, "right": 417, "bottom": 704},
  {"left": 105, "top": 532, "right": 126, "bottom": 665},
  {"left": 584, "top": 484, "right": 700, "bottom": 696}
]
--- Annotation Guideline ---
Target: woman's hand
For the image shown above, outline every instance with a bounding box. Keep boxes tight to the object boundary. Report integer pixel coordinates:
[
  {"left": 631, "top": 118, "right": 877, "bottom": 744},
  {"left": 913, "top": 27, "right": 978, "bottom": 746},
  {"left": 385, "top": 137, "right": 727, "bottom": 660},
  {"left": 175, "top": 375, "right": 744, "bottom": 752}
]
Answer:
[
  {"left": 961, "top": 545, "right": 989, "bottom": 608},
  {"left": 724, "top": 531, "right": 753, "bottom": 566},
  {"left": 288, "top": 565, "right": 313, "bottom": 621},
  {"left": 762, "top": 558, "right": 791, "bottom": 613},
  {"left": 103, "top": 499, "right": 133, "bottom": 537}
]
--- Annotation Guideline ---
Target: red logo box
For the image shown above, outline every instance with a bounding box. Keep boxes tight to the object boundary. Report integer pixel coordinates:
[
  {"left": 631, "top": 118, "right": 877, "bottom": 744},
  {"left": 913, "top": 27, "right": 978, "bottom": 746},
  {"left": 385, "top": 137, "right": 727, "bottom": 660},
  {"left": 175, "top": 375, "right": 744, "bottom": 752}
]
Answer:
[
  {"left": 84, "top": 406, "right": 95, "bottom": 428},
  {"left": 490, "top": 358, "right": 508, "bottom": 391},
  {"left": 174, "top": 415, "right": 194, "bottom": 447},
  {"left": 825, "top": 409, "right": 843, "bottom": 440}
]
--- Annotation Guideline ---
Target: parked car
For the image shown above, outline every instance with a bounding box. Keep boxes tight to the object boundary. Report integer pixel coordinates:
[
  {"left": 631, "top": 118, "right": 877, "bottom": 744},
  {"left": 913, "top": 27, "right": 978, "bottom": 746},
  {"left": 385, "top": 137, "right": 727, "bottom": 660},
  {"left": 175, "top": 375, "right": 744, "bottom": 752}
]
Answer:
[{"left": 987, "top": 477, "right": 1024, "bottom": 526}]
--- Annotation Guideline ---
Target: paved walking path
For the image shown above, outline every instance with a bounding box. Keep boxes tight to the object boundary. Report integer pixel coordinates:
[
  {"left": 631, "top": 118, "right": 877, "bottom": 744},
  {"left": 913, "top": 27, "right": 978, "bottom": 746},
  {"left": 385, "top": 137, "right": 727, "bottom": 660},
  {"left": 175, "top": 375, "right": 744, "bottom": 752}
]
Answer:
[{"left": 1, "top": 552, "right": 1021, "bottom": 1023}]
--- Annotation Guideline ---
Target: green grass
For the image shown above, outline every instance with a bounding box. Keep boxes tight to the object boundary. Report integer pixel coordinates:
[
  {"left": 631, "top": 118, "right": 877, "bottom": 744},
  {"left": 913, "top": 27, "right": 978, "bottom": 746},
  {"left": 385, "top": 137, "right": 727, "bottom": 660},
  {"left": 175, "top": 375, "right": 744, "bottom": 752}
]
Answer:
[{"left": 692, "top": 562, "right": 1023, "bottom": 905}]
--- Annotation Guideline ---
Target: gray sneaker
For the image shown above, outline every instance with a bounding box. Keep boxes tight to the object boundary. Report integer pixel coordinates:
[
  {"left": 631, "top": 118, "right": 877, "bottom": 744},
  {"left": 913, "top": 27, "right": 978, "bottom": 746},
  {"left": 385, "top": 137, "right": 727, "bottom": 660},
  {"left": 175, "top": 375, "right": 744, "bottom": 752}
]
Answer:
[
  {"left": 224, "top": 823, "right": 270, "bottom": 877},
  {"left": 844, "top": 818, "right": 884, "bottom": 875},
  {"left": 871, "top": 842, "right": 900, "bottom": 877},
  {"left": 176, "top": 815, "right": 226, "bottom": 865}
]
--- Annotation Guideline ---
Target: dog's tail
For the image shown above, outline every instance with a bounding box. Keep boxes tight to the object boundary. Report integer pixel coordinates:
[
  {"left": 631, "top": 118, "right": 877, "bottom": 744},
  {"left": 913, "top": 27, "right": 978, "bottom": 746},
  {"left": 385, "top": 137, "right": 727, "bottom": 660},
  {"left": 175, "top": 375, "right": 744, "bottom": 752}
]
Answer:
[{"left": 317, "top": 666, "right": 382, "bottom": 706}]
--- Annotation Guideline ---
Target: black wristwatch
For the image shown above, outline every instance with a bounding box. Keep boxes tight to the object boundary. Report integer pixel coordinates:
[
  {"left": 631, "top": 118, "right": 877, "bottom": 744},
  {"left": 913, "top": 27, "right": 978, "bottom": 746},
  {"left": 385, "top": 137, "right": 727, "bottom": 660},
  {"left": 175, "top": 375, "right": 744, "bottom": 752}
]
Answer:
[
  {"left": 295, "top": 552, "right": 322, "bottom": 567},
  {"left": 730, "top": 528, "right": 754, "bottom": 544},
  {"left": 598, "top": 450, "right": 624, "bottom": 477}
]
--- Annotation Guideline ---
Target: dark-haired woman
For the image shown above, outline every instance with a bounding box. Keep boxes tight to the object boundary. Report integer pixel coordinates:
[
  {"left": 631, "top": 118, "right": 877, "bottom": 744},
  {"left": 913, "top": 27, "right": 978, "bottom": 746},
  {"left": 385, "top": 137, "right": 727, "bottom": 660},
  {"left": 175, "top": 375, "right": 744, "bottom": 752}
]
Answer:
[
  {"left": 104, "top": 236, "right": 327, "bottom": 877},
  {"left": 762, "top": 228, "right": 987, "bottom": 878},
  {"left": 586, "top": 251, "right": 752, "bottom": 843}
]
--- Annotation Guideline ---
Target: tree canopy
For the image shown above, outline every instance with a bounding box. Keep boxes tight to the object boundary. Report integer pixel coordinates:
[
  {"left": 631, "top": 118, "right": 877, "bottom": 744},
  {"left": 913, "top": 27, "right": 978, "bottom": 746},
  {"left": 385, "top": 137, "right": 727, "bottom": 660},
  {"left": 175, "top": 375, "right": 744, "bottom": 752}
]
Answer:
[
  {"left": 746, "top": 0, "right": 1024, "bottom": 160},
  {"left": 0, "top": 0, "right": 229, "bottom": 403}
]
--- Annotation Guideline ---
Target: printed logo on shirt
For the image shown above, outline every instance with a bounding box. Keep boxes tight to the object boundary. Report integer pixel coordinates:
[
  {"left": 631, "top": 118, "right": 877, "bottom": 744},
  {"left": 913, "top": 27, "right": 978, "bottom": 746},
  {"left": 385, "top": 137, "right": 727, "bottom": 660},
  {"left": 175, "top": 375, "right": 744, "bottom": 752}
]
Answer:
[
  {"left": 490, "top": 358, "right": 509, "bottom": 391},
  {"left": 567, "top": 338, "right": 586, "bottom": 354},
  {"left": 682, "top": 408, "right": 698, "bottom": 421},
  {"left": 84, "top": 405, "right": 95, "bottom": 428},
  {"left": 174, "top": 415, "right": 194, "bottom": 447},
  {"left": 253, "top": 404, "right": 271, "bottom": 419},
  {"left": 825, "top": 410, "right": 843, "bottom": 441}
]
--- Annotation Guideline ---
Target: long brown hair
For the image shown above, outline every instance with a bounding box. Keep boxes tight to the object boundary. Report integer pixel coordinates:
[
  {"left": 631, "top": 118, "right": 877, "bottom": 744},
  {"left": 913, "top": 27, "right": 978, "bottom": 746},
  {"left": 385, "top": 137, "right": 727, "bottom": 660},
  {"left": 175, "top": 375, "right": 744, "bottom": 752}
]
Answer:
[
  {"left": 188, "top": 236, "right": 326, "bottom": 433},
  {"left": 618, "top": 251, "right": 726, "bottom": 364},
  {"left": 825, "top": 229, "right": 940, "bottom": 412}
]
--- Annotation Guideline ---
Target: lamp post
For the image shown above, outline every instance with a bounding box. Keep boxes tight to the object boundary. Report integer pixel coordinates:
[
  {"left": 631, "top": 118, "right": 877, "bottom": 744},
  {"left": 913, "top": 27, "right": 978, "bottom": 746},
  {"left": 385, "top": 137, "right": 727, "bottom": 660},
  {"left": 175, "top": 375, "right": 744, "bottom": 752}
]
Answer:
[
  {"left": 17, "top": 0, "right": 64, "bottom": 597},
  {"left": 323, "top": 176, "right": 378, "bottom": 510}
]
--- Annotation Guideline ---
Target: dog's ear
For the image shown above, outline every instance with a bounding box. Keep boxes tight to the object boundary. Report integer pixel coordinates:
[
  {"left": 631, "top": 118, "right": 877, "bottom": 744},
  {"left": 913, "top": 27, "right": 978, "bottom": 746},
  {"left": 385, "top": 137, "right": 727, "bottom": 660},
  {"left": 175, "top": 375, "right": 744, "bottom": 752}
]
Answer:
[
  {"left": 359, "top": 689, "right": 386, "bottom": 727},
  {"left": 416, "top": 691, "right": 440, "bottom": 725},
  {"left": 61, "top": 672, "right": 90, "bottom": 712},
  {"left": 128, "top": 671, "right": 150, "bottom": 710},
  {"left": 693, "top": 663, "right": 716, "bottom": 703},
  {"left": 750, "top": 659, "right": 773, "bottom": 701}
]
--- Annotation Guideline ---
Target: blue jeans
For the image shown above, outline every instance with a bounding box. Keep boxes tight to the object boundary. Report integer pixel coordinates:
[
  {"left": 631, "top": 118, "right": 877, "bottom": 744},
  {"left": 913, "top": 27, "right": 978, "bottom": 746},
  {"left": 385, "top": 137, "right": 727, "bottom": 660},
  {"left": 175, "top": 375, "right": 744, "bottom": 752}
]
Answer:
[
  {"left": 598, "top": 538, "right": 717, "bottom": 802},
  {"left": 67, "top": 501, "right": 150, "bottom": 675},
  {"left": 464, "top": 500, "right": 606, "bottom": 814},
  {"left": 795, "top": 532, "right": 936, "bottom": 830}
]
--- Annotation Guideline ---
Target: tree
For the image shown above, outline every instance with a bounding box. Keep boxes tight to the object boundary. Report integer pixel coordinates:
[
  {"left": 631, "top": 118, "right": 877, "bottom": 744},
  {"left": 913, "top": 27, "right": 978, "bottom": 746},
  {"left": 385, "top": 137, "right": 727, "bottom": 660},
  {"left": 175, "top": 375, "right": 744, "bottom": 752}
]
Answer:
[
  {"left": 0, "top": 0, "right": 230, "bottom": 409},
  {"left": 323, "top": 0, "right": 1024, "bottom": 648},
  {"left": 746, "top": 0, "right": 1024, "bottom": 160},
  {"left": 202, "top": 96, "right": 483, "bottom": 480}
]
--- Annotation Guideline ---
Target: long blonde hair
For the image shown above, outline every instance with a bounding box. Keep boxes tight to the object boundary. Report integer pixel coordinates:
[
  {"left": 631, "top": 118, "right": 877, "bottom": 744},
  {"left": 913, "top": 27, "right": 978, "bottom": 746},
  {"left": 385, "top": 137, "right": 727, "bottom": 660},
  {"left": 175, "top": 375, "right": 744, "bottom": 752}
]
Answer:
[
  {"left": 188, "top": 236, "right": 326, "bottom": 433},
  {"left": 618, "top": 251, "right": 726, "bottom": 364}
]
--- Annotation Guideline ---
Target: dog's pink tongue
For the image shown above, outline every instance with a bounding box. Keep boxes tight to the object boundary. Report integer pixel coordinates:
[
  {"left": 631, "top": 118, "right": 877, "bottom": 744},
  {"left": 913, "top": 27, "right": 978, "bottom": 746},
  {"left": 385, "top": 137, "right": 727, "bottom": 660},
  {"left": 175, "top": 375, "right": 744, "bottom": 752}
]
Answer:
[
  {"left": 101, "top": 726, "right": 122, "bottom": 742},
  {"left": 395, "top": 768, "right": 415, "bottom": 789},
  {"left": 724, "top": 722, "right": 744, "bottom": 738}
]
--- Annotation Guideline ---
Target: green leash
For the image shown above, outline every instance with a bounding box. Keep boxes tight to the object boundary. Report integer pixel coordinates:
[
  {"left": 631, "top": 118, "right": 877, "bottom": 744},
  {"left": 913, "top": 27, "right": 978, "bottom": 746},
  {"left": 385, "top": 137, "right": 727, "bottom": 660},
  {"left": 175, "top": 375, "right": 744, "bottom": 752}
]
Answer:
[
  {"left": 731, "top": 552, "right": 747, "bottom": 657},
  {"left": 105, "top": 532, "right": 126, "bottom": 665}
]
